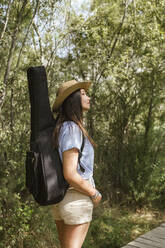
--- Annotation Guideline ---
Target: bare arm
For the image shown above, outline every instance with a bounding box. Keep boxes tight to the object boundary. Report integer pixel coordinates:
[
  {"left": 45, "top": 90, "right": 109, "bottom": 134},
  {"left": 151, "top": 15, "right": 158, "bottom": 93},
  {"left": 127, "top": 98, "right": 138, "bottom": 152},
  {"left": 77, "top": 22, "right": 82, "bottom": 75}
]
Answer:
[{"left": 63, "top": 148, "right": 102, "bottom": 206}]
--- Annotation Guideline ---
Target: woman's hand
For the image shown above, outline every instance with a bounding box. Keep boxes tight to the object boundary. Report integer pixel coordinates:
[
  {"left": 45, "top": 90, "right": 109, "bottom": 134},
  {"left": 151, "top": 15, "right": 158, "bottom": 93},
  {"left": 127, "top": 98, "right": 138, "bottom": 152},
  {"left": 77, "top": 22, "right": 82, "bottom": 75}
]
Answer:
[{"left": 91, "top": 190, "right": 102, "bottom": 207}]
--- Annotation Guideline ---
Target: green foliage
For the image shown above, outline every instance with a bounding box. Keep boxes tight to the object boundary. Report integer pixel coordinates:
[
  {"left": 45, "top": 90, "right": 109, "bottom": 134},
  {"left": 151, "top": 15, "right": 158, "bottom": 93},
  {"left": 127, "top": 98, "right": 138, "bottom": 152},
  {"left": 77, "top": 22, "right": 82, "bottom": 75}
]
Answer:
[
  {"left": 0, "top": 0, "right": 165, "bottom": 246},
  {"left": 65, "top": 0, "right": 165, "bottom": 206}
]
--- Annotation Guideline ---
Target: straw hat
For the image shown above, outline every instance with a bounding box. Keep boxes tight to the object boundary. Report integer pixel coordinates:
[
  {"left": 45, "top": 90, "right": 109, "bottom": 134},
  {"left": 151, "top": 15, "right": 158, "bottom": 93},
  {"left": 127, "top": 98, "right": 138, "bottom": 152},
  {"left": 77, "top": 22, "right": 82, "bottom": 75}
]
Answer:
[{"left": 52, "top": 80, "right": 91, "bottom": 112}]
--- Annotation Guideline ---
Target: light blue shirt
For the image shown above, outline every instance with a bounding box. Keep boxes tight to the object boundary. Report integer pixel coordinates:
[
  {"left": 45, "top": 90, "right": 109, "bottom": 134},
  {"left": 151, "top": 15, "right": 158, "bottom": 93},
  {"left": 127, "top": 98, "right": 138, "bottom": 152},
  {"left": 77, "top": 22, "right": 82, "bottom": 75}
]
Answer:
[{"left": 58, "top": 121, "right": 94, "bottom": 179}]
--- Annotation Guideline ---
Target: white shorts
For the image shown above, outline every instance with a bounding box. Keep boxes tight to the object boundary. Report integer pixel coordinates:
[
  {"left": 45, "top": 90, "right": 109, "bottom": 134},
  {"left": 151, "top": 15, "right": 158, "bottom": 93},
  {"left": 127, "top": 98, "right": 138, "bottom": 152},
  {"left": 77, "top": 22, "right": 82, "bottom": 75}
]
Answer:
[{"left": 51, "top": 178, "right": 95, "bottom": 225}]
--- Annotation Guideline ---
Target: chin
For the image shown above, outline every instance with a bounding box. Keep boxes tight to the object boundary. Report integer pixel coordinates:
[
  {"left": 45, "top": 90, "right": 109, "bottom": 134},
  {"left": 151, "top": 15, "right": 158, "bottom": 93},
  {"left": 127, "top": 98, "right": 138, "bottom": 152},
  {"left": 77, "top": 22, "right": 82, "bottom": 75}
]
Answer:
[{"left": 83, "top": 106, "right": 90, "bottom": 112}]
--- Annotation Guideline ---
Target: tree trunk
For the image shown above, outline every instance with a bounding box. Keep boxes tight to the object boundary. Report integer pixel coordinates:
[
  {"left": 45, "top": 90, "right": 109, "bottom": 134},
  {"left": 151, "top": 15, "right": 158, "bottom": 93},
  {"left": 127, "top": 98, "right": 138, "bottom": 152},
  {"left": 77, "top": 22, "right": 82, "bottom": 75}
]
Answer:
[
  {"left": 0, "top": 0, "right": 13, "bottom": 41},
  {"left": 0, "top": 0, "right": 28, "bottom": 111},
  {"left": 3, "top": 0, "right": 28, "bottom": 86}
]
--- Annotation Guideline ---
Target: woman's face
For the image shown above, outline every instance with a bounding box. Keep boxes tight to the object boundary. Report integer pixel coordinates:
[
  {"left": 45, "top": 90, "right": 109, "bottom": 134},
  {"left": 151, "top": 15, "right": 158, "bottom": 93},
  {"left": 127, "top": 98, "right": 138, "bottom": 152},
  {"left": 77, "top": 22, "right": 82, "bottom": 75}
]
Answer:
[{"left": 80, "top": 89, "right": 90, "bottom": 111}]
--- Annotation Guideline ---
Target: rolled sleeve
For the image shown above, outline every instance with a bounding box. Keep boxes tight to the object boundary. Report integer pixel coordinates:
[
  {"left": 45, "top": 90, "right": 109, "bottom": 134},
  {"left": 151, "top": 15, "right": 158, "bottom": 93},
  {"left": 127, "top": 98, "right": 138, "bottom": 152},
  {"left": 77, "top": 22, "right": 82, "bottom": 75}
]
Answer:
[{"left": 59, "top": 121, "right": 82, "bottom": 153}]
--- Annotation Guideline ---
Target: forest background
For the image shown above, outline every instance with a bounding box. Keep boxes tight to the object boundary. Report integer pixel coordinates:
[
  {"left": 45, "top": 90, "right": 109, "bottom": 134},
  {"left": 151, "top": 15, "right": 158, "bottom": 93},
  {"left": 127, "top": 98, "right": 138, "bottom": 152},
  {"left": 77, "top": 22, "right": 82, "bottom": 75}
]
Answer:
[{"left": 0, "top": 0, "right": 165, "bottom": 247}]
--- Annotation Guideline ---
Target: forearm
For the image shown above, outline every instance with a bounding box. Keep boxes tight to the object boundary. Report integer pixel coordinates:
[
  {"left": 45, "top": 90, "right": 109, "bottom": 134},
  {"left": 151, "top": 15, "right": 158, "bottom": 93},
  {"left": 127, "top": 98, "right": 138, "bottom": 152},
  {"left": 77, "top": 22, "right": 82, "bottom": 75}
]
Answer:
[{"left": 65, "top": 172, "right": 96, "bottom": 197}]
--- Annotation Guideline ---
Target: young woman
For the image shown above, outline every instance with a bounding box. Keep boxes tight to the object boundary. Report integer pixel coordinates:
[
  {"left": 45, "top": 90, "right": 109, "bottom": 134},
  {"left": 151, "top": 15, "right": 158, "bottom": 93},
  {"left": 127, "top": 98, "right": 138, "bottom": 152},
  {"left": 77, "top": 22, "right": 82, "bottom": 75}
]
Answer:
[{"left": 51, "top": 80, "right": 102, "bottom": 248}]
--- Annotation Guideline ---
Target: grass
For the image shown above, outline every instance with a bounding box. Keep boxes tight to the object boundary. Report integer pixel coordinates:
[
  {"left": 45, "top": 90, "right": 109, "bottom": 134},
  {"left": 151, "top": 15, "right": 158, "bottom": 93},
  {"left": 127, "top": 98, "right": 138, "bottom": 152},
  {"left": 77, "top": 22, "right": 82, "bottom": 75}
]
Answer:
[
  {"left": 10, "top": 202, "right": 165, "bottom": 248},
  {"left": 84, "top": 202, "right": 165, "bottom": 248}
]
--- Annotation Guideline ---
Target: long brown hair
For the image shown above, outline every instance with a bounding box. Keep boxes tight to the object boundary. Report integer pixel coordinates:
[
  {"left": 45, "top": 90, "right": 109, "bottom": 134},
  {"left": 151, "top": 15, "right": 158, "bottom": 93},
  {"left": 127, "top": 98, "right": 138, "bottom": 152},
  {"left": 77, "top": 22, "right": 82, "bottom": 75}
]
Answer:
[{"left": 53, "top": 89, "right": 95, "bottom": 148}]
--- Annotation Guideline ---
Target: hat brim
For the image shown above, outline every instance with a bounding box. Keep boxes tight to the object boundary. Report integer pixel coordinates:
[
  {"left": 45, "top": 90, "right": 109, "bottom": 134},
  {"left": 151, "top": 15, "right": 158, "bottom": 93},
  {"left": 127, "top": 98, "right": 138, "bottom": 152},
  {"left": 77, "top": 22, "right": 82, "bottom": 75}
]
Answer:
[{"left": 53, "top": 81, "right": 91, "bottom": 112}]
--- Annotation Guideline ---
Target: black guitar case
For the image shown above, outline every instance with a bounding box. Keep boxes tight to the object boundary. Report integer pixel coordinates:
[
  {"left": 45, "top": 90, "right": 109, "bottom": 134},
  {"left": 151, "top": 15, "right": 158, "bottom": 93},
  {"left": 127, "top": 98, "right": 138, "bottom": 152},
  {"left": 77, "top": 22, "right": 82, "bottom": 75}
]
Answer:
[
  {"left": 26, "top": 66, "right": 69, "bottom": 206},
  {"left": 27, "top": 66, "right": 55, "bottom": 150}
]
